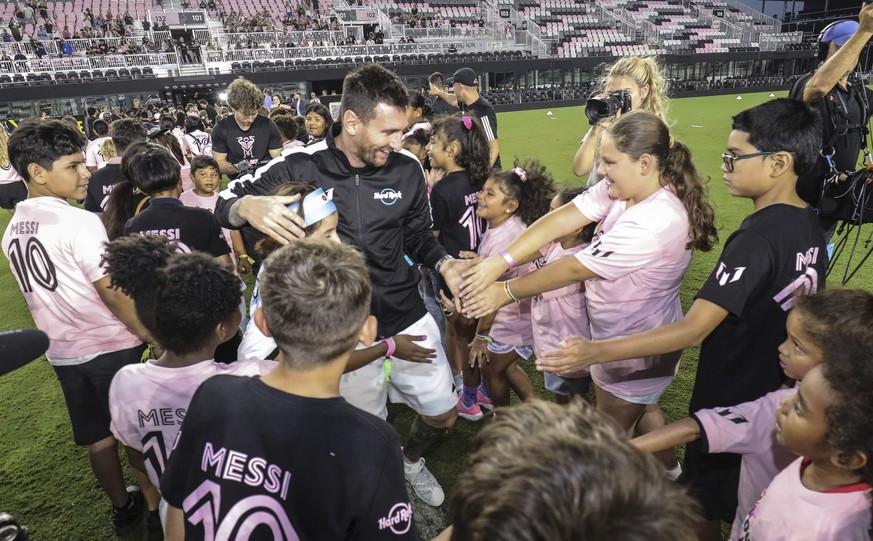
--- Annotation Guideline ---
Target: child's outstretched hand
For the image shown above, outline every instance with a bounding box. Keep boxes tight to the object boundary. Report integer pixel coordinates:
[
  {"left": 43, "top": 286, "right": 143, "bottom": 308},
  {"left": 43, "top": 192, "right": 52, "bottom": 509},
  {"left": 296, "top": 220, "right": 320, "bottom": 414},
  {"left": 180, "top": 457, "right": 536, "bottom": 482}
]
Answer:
[{"left": 392, "top": 334, "right": 436, "bottom": 364}]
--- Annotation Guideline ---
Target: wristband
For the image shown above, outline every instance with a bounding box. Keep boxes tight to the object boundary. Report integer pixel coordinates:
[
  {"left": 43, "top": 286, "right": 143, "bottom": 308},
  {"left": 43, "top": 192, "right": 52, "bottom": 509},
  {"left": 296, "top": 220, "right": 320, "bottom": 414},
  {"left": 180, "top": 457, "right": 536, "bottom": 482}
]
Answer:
[
  {"left": 474, "top": 333, "right": 493, "bottom": 342},
  {"left": 498, "top": 250, "right": 516, "bottom": 270},
  {"left": 384, "top": 337, "right": 396, "bottom": 358},
  {"left": 434, "top": 254, "right": 453, "bottom": 273},
  {"left": 238, "top": 254, "right": 255, "bottom": 264},
  {"left": 503, "top": 280, "right": 520, "bottom": 303}
]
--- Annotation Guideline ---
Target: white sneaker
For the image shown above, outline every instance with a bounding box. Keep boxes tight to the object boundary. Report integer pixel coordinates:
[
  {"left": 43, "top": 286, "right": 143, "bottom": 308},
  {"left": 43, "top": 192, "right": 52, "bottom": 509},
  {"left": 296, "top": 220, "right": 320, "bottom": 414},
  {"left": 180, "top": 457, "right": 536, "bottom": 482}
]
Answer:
[{"left": 404, "top": 457, "right": 445, "bottom": 507}]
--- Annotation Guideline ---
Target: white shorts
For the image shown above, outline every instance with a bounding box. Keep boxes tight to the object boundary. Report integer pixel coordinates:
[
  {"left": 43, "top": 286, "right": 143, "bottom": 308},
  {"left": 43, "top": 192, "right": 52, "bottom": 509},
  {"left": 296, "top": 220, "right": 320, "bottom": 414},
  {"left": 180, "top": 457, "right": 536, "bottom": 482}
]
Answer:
[{"left": 340, "top": 313, "right": 456, "bottom": 419}]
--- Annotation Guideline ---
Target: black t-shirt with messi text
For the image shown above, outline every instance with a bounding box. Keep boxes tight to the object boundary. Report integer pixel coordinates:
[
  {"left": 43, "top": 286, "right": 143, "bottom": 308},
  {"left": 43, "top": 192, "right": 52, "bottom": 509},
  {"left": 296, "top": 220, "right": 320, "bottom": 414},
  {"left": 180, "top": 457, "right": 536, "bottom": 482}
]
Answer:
[
  {"left": 123, "top": 197, "right": 230, "bottom": 257},
  {"left": 161, "top": 375, "right": 417, "bottom": 540},
  {"left": 430, "top": 170, "right": 485, "bottom": 257},
  {"left": 84, "top": 162, "right": 125, "bottom": 212},
  {"left": 691, "top": 204, "right": 827, "bottom": 412}
]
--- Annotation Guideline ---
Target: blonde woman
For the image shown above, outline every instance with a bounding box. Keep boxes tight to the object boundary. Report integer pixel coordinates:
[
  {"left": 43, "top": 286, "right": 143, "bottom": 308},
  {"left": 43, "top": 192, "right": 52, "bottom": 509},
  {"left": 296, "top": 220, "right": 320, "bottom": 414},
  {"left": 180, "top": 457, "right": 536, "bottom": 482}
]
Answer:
[
  {"left": 0, "top": 127, "right": 25, "bottom": 213},
  {"left": 573, "top": 56, "right": 669, "bottom": 186}
]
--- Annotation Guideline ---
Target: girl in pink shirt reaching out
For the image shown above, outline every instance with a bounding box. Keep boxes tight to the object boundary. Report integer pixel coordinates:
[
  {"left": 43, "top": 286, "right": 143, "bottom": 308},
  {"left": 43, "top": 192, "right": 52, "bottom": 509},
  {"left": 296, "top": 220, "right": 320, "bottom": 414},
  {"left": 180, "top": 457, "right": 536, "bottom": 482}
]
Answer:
[
  {"left": 460, "top": 160, "right": 555, "bottom": 415},
  {"left": 459, "top": 111, "right": 717, "bottom": 474}
]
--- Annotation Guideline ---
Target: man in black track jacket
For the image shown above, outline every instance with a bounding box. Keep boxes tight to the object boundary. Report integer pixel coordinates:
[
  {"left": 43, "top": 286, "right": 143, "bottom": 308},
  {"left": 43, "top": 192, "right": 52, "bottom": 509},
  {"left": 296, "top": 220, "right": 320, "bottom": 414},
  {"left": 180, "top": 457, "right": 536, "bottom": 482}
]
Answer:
[{"left": 216, "top": 63, "right": 468, "bottom": 508}]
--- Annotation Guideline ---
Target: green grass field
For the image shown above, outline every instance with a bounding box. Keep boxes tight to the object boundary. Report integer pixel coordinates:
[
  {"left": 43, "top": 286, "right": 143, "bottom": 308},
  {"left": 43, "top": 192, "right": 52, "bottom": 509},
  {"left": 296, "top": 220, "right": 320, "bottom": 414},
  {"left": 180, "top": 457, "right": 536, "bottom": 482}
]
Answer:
[{"left": 1, "top": 90, "right": 872, "bottom": 539}]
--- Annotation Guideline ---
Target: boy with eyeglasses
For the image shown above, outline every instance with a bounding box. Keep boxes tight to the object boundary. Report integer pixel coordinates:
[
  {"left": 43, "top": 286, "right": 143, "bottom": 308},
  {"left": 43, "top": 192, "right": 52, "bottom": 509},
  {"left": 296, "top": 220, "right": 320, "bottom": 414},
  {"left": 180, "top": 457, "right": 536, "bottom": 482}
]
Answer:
[{"left": 535, "top": 98, "right": 827, "bottom": 539}]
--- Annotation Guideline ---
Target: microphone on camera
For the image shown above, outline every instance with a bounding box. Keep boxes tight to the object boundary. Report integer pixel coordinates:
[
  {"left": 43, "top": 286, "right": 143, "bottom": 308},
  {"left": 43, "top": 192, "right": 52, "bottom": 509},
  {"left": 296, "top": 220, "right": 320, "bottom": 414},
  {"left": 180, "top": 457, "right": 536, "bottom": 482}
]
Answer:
[{"left": 0, "top": 329, "right": 49, "bottom": 377}]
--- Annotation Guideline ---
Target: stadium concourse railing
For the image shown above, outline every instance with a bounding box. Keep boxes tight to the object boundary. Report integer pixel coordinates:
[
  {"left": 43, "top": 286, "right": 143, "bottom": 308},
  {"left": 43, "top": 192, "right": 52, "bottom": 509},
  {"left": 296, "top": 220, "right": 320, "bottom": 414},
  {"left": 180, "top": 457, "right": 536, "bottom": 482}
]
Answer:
[{"left": 0, "top": 53, "right": 178, "bottom": 74}]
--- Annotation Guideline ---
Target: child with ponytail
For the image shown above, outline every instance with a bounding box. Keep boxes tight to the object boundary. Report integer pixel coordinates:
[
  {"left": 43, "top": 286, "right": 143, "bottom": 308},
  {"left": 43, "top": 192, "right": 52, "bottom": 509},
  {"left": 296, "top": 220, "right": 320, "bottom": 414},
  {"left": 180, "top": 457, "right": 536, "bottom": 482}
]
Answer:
[
  {"left": 104, "top": 234, "right": 277, "bottom": 535},
  {"left": 460, "top": 159, "right": 556, "bottom": 416},
  {"left": 425, "top": 113, "right": 490, "bottom": 395},
  {"left": 460, "top": 111, "right": 716, "bottom": 473}
]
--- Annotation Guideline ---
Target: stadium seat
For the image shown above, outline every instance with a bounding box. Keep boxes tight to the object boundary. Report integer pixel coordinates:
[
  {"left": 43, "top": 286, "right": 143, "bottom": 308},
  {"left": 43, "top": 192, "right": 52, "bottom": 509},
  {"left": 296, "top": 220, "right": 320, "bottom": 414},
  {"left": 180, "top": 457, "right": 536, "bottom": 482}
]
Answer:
[
  {"left": 38, "top": 73, "right": 52, "bottom": 84},
  {"left": 118, "top": 68, "right": 131, "bottom": 79},
  {"left": 12, "top": 73, "right": 26, "bottom": 86},
  {"left": 129, "top": 67, "right": 141, "bottom": 78},
  {"left": 91, "top": 70, "right": 106, "bottom": 81},
  {"left": 142, "top": 67, "right": 155, "bottom": 78},
  {"left": 54, "top": 71, "right": 67, "bottom": 83},
  {"left": 79, "top": 70, "right": 92, "bottom": 81},
  {"left": 105, "top": 69, "right": 118, "bottom": 80},
  {"left": 0, "top": 74, "right": 10, "bottom": 86}
]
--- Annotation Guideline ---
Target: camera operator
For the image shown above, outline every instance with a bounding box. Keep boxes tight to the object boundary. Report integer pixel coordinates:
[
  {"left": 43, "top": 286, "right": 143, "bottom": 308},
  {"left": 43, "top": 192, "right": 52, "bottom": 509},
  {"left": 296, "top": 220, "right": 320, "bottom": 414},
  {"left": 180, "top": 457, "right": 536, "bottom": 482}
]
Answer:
[
  {"left": 572, "top": 56, "right": 669, "bottom": 186},
  {"left": 211, "top": 77, "right": 283, "bottom": 180},
  {"left": 790, "top": 4, "right": 873, "bottom": 241}
]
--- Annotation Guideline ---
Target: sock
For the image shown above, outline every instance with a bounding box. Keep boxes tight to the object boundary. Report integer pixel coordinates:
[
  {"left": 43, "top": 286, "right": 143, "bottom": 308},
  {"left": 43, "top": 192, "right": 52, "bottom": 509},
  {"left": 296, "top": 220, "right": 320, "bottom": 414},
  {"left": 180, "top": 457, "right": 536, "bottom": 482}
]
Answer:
[
  {"left": 461, "top": 385, "right": 478, "bottom": 408},
  {"left": 478, "top": 378, "right": 490, "bottom": 398},
  {"left": 404, "top": 415, "right": 447, "bottom": 462},
  {"left": 452, "top": 372, "right": 463, "bottom": 390},
  {"left": 665, "top": 462, "right": 683, "bottom": 481}
]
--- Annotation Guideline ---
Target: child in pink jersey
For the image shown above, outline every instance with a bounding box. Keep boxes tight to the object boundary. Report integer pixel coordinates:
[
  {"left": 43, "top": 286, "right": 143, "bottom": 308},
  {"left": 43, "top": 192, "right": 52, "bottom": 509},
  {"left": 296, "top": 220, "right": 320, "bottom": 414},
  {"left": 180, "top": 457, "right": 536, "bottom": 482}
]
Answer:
[
  {"left": 1, "top": 119, "right": 152, "bottom": 536},
  {"left": 740, "top": 342, "right": 873, "bottom": 541},
  {"left": 179, "top": 155, "right": 251, "bottom": 274},
  {"left": 631, "top": 289, "right": 873, "bottom": 540},
  {"left": 104, "top": 234, "right": 277, "bottom": 536},
  {"left": 462, "top": 160, "right": 556, "bottom": 413},
  {"left": 531, "top": 187, "right": 597, "bottom": 403},
  {"left": 459, "top": 111, "right": 717, "bottom": 475}
]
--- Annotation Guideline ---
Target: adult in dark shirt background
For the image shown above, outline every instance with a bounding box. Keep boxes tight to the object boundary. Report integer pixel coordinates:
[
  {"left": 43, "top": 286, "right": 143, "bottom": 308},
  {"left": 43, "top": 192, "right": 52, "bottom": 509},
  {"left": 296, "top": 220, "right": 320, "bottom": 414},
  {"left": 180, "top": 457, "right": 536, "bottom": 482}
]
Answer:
[
  {"left": 428, "top": 72, "right": 456, "bottom": 116},
  {"left": 211, "top": 77, "right": 283, "bottom": 180},
  {"left": 791, "top": 4, "right": 873, "bottom": 241}
]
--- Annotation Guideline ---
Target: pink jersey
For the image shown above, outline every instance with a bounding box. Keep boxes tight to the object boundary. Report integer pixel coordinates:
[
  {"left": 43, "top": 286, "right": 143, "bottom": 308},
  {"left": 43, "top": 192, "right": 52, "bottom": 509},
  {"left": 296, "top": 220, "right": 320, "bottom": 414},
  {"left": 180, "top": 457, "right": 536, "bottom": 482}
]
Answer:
[
  {"left": 2, "top": 197, "right": 141, "bottom": 363},
  {"left": 478, "top": 215, "right": 534, "bottom": 346},
  {"left": 531, "top": 241, "right": 590, "bottom": 376},
  {"left": 694, "top": 387, "right": 797, "bottom": 540},
  {"left": 179, "top": 189, "right": 234, "bottom": 252},
  {"left": 85, "top": 136, "right": 110, "bottom": 169},
  {"left": 0, "top": 163, "right": 23, "bottom": 185},
  {"left": 109, "top": 358, "right": 277, "bottom": 488},
  {"left": 572, "top": 181, "right": 691, "bottom": 397},
  {"left": 740, "top": 457, "right": 872, "bottom": 541}
]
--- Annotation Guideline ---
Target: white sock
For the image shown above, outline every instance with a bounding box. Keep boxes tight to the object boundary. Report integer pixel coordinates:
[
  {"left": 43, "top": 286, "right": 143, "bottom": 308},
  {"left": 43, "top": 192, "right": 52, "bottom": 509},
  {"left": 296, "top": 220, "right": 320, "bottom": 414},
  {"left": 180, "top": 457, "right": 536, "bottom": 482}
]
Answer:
[
  {"left": 452, "top": 372, "right": 463, "bottom": 390},
  {"left": 665, "top": 462, "right": 683, "bottom": 481}
]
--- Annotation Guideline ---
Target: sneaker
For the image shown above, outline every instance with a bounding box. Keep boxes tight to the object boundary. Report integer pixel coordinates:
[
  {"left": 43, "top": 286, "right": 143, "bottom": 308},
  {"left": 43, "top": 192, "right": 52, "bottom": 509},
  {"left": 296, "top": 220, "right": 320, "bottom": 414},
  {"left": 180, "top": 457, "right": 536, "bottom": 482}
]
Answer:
[
  {"left": 477, "top": 387, "right": 494, "bottom": 410},
  {"left": 110, "top": 486, "right": 144, "bottom": 536},
  {"left": 456, "top": 393, "right": 483, "bottom": 421},
  {"left": 404, "top": 457, "right": 445, "bottom": 507},
  {"left": 147, "top": 510, "right": 164, "bottom": 541}
]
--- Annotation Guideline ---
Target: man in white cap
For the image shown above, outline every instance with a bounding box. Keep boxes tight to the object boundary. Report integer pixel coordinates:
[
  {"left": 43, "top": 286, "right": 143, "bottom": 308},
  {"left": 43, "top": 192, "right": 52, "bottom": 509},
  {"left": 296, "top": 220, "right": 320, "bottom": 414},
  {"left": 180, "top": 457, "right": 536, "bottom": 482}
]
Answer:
[{"left": 790, "top": 4, "right": 873, "bottom": 239}]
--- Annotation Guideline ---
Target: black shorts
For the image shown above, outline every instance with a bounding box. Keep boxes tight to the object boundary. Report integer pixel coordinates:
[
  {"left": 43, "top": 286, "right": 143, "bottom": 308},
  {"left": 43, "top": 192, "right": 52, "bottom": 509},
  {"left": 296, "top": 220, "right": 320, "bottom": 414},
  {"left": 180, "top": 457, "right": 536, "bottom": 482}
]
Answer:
[
  {"left": 52, "top": 344, "right": 145, "bottom": 446},
  {"left": 0, "top": 180, "right": 27, "bottom": 210},
  {"left": 680, "top": 440, "right": 741, "bottom": 523}
]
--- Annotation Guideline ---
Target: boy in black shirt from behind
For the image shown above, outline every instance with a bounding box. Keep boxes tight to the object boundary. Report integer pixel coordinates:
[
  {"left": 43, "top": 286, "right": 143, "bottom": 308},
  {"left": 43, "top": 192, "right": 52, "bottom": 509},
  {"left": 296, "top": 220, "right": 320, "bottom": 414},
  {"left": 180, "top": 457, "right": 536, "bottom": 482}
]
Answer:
[
  {"left": 535, "top": 98, "right": 828, "bottom": 539},
  {"left": 161, "top": 239, "right": 417, "bottom": 541},
  {"left": 84, "top": 118, "right": 147, "bottom": 214},
  {"left": 121, "top": 144, "right": 231, "bottom": 266}
]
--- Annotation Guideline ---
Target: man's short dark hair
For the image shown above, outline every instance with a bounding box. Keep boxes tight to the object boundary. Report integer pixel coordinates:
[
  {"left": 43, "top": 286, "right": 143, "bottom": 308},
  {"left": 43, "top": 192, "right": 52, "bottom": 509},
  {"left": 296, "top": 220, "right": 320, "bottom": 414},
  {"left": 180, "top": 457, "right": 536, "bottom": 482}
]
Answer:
[
  {"left": 341, "top": 63, "right": 409, "bottom": 123},
  {"left": 731, "top": 98, "right": 822, "bottom": 177},
  {"left": 451, "top": 400, "right": 700, "bottom": 541},
  {"left": 260, "top": 239, "right": 371, "bottom": 367},
  {"left": 9, "top": 119, "right": 87, "bottom": 182},
  {"left": 109, "top": 118, "right": 147, "bottom": 154},
  {"left": 428, "top": 72, "right": 445, "bottom": 89},
  {"left": 91, "top": 118, "right": 109, "bottom": 137},
  {"left": 121, "top": 143, "right": 181, "bottom": 195}
]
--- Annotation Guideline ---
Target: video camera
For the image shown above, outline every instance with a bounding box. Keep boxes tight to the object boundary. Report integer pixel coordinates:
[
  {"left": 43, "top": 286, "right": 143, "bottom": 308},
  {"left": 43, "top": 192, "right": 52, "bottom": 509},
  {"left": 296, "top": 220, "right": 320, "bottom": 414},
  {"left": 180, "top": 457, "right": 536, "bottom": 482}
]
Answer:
[
  {"left": 0, "top": 513, "right": 30, "bottom": 541},
  {"left": 585, "top": 89, "right": 632, "bottom": 125}
]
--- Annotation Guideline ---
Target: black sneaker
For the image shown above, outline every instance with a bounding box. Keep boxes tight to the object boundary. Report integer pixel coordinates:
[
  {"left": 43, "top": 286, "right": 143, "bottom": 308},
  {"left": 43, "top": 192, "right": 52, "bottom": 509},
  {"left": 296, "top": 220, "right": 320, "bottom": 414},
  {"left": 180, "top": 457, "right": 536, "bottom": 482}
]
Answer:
[
  {"left": 110, "top": 486, "right": 144, "bottom": 536},
  {"left": 146, "top": 509, "right": 164, "bottom": 541}
]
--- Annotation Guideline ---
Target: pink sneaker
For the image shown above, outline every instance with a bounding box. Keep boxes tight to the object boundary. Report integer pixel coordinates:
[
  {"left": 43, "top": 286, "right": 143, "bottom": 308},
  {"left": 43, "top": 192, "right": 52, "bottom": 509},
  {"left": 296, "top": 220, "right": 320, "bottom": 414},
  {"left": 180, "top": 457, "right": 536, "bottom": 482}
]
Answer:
[
  {"left": 457, "top": 394, "right": 483, "bottom": 421},
  {"left": 477, "top": 387, "right": 494, "bottom": 410}
]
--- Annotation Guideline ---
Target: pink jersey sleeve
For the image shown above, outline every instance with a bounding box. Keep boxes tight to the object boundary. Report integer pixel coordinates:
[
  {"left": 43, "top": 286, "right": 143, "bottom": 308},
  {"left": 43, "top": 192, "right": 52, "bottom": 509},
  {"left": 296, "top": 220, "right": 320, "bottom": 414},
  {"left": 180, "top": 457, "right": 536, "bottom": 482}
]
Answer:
[
  {"left": 571, "top": 178, "right": 614, "bottom": 223},
  {"left": 70, "top": 210, "right": 111, "bottom": 283}
]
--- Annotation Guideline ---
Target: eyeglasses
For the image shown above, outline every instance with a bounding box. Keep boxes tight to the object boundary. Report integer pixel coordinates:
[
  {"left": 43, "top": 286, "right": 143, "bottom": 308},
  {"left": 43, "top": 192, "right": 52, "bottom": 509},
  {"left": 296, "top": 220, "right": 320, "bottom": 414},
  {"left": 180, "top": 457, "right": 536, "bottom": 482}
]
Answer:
[{"left": 721, "top": 151, "right": 774, "bottom": 173}]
